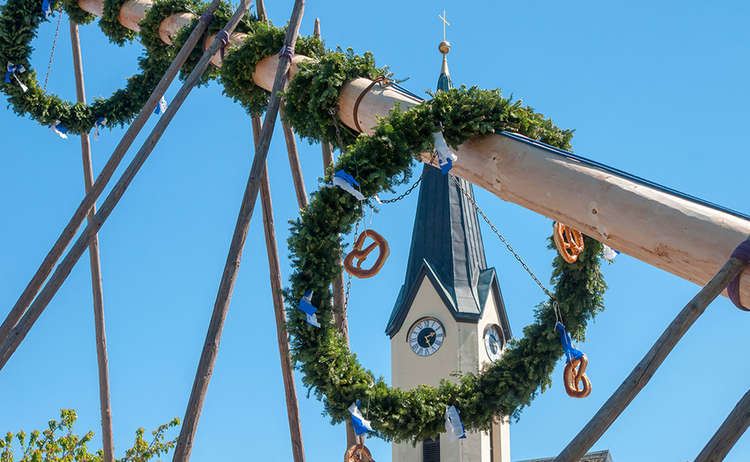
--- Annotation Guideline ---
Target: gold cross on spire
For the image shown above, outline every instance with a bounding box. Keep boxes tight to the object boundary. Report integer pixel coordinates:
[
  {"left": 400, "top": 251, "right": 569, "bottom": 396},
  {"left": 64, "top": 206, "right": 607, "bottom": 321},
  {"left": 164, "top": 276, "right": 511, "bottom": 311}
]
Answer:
[{"left": 438, "top": 9, "right": 450, "bottom": 42}]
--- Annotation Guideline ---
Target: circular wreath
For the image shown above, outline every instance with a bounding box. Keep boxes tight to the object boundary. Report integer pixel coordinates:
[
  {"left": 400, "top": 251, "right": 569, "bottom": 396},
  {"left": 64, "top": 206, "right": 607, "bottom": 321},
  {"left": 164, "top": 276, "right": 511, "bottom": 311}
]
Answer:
[
  {"left": 284, "top": 86, "right": 607, "bottom": 442},
  {"left": 0, "top": 0, "right": 607, "bottom": 443}
]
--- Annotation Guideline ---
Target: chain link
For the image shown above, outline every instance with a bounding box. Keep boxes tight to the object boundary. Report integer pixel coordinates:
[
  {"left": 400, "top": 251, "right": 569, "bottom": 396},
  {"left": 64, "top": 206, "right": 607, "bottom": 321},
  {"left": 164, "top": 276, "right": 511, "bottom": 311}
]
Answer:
[
  {"left": 43, "top": 12, "right": 63, "bottom": 92},
  {"left": 450, "top": 175, "right": 555, "bottom": 300},
  {"left": 343, "top": 220, "right": 359, "bottom": 310},
  {"left": 328, "top": 107, "right": 347, "bottom": 154},
  {"left": 379, "top": 153, "right": 437, "bottom": 204}
]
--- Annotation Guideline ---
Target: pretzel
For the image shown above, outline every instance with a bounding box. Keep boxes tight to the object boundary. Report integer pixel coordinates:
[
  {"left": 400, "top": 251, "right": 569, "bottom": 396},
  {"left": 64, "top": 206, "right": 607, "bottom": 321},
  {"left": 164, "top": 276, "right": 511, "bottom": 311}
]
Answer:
[
  {"left": 563, "top": 354, "right": 592, "bottom": 398},
  {"left": 344, "top": 229, "right": 390, "bottom": 278},
  {"left": 553, "top": 221, "right": 585, "bottom": 264},
  {"left": 345, "top": 443, "right": 375, "bottom": 462}
]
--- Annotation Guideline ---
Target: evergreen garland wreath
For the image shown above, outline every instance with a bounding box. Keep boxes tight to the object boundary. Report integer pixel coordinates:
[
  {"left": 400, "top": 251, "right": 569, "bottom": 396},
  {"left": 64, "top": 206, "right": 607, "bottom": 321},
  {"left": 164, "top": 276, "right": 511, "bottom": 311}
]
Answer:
[
  {"left": 100, "top": 0, "right": 137, "bottom": 45},
  {"left": 61, "top": 0, "right": 96, "bottom": 25},
  {"left": 0, "top": 0, "right": 607, "bottom": 443},
  {"left": 283, "top": 86, "right": 606, "bottom": 442}
]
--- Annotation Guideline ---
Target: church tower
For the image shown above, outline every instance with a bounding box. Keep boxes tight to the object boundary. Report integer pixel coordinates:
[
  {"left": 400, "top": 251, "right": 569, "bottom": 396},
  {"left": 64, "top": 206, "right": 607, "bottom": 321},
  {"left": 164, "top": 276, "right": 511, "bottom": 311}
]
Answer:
[{"left": 386, "top": 39, "right": 513, "bottom": 462}]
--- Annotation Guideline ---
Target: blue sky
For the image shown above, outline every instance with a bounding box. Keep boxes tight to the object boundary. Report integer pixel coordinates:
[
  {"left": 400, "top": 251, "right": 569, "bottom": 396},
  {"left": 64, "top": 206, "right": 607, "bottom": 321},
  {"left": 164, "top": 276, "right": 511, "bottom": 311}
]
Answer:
[{"left": 1, "top": 0, "right": 749, "bottom": 461}]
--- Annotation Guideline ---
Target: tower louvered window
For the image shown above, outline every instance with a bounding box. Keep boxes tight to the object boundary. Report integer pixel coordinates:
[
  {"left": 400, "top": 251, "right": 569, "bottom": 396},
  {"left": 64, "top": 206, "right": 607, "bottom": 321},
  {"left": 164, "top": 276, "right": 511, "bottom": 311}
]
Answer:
[{"left": 423, "top": 436, "right": 440, "bottom": 462}]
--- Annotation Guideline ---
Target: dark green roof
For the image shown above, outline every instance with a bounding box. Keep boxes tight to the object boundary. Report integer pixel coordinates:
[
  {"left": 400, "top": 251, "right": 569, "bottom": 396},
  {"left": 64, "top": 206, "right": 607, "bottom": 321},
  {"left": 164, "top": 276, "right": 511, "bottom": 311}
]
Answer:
[{"left": 385, "top": 55, "right": 511, "bottom": 338}]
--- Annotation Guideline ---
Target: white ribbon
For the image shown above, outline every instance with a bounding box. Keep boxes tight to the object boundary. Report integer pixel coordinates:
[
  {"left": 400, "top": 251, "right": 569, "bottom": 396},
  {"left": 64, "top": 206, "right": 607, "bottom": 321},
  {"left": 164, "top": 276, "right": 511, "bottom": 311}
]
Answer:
[
  {"left": 49, "top": 120, "right": 68, "bottom": 139},
  {"left": 325, "top": 170, "right": 366, "bottom": 201},
  {"left": 298, "top": 290, "right": 321, "bottom": 328},
  {"left": 5, "top": 63, "right": 27, "bottom": 93},
  {"left": 444, "top": 405, "right": 467, "bottom": 442},
  {"left": 602, "top": 245, "right": 620, "bottom": 261},
  {"left": 93, "top": 117, "right": 107, "bottom": 140},
  {"left": 348, "top": 401, "right": 374, "bottom": 435},
  {"left": 154, "top": 96, "right": 168, "bottom": 115},
  {"left": 432, "top": 131, "right": 457, "bottom": 174}
]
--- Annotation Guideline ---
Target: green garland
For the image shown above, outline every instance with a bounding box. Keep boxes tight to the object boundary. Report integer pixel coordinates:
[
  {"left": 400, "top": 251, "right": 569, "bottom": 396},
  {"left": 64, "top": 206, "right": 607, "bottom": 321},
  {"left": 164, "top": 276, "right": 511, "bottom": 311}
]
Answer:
[
  {"left": 220, "top": 21, "right": 325, "bottom": 115},
  {"left": 169, "top": 1, "right": 260, "bottom": 85},
  {"left": 101, "top": 0, "right": 137, "bottom": 45},
  {"left": 139, "top": 0, "right": 205, "bottom": 62},
  {"left": 61, "top": 0, "right": 96, "bottom": 25},
  {"left": 283, "top": 86, "right": 605, "bottom": 441},
  {"left": 0, "top": 0, "right": 607, "bottom": 443},
  {"left": 283, "top": 48, "right": 389, "bottom": 149}
]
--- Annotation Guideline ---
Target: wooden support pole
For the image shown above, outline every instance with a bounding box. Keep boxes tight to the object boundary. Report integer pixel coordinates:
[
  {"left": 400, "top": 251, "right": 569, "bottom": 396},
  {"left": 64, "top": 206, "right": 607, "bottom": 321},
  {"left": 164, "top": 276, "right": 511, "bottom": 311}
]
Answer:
[
  {"left": 279, "top": 106, "right": 308, "bottom": 209},
  {"left": 312, "top": 17, "right": 348, "bottom": 342},
  {"left": 0, "top": 0, "right": 239, "bottom": 372},
  {"left": 170, "top": 1, "right": 304, "bottom": 460},
  {"left": 256, "top": 0, "right": 307, "bottom": 211},
  {"left": 69, "top": 19, "right": 114, "bottom": 462},
  {"left": 694, "top": 388, "right": 750, "bottom": 462},
  {"left": 251, "top": 115, "right": 306, "bottom": 462},
  {"left": 250, "top": 3, "right": 305, "bottom": 461},
  {"left": 312, "top": 17, "right": 356, "bottom": 448},
  {"left": 554, "top": 251, "right": 750, "bottom": 462},
  {"left": 0, "top": 0, "right": 223, "bottom": 348}
]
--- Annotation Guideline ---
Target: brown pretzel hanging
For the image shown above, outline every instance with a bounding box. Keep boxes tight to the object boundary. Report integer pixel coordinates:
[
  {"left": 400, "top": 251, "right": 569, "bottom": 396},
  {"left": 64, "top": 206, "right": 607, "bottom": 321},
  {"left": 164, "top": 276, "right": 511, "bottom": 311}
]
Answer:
[
  {"left": 345, "top": 443, "right": 375, "bottom": 462},
  {"left": 563, "top": 354, "right": 592, "bottom": 398},
  {"left": 553, "top": 221, "right": 585, "bottom": 264},
  {"left": 344, "top": 229, "right": 390, "bottom": 278}
]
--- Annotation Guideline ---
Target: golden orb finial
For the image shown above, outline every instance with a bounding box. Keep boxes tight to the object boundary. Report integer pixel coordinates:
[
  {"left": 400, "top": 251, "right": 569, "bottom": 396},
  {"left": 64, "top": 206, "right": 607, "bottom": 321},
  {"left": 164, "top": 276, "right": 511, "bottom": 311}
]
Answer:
[{"left": 438, "top": 9, "right": 451, "bottom": 55}]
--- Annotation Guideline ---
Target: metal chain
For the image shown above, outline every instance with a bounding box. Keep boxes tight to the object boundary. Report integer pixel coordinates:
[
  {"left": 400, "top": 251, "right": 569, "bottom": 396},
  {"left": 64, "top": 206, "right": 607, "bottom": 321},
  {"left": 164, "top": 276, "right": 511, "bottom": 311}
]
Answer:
[
  {"left": 379, "top": 153, "right": 437, "bottom": 204},
  {"left": 343, "top": 220, "right": 359, "bottom": 310},
  {"left": 328, "top": 107, "right": 347, "bottom": 154},
  {"left": 450, "top": 175, "right": 555, "bottom": 300},
  {"left": 43, "top": 12, "right": 63, "bottom": 91}
]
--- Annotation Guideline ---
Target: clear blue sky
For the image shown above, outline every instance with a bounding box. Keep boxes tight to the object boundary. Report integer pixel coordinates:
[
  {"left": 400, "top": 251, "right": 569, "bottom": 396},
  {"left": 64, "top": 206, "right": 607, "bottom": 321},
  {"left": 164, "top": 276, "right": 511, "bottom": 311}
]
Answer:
[{"left": 1, "top": 1, "right": 748, "bottom": 461}]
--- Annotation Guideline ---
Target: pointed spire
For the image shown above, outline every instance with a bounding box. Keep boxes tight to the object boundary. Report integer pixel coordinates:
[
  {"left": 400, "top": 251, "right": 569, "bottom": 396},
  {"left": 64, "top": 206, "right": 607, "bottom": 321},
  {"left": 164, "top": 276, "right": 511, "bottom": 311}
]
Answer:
[{"left": 386, "top": 32, "right": 494, "bottom": 337}]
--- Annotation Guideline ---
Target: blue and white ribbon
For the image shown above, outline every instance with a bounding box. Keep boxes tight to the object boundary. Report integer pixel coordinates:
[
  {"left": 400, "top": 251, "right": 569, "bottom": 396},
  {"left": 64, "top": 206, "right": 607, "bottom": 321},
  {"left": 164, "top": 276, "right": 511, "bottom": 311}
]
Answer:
[
  {"left": 444, "top": 405, "right": 467, "bottom": 442},
  {"left": 41, "top": 0, "right": 52, "bottom": 17},
  {"left": 602, "top": 245, "right": 620, "bottom": 262},
  {"left": 348, "top": 400, "right": 373, "bottom": 435},
  {"left": 556, "top": 322, "right": 584, "bottom": 363},
  {"left": 432, "top": 130, "right": 457, "bottom": 175},
  {"left": 49, "top": 120, "right": 68, "bottom": 139},
  {"left": 297, "top": 290, "right": 321, "bottom": 328},
  {"left": 154, "top": 96, "right": 168, "bottom": 115},
  {"left": 326, "top": 170, "right": 365, "bottom": 201},
  {"left": 5, "top": 63, "right": 27, "bottom": 93},
  {"left": 93, "top": 117, "right": 107, "bottom": 140}
]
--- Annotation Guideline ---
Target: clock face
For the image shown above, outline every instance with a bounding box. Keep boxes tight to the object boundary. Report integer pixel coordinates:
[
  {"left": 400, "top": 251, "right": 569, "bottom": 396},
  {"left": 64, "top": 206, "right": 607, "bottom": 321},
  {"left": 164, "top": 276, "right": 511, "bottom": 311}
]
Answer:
[
  {"left": 408, "top": 318, "right": 445, "bottom": 356},
  {"left": 484, "top": 325, "right": 504, "bottom": 361}
]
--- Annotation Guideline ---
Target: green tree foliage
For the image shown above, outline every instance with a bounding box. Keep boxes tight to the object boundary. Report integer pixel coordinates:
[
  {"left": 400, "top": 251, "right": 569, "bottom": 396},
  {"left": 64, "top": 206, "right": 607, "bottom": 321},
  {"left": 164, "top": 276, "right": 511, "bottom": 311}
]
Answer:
[{"left": 0, "top": 410, "right": 180, "bottom": 462}]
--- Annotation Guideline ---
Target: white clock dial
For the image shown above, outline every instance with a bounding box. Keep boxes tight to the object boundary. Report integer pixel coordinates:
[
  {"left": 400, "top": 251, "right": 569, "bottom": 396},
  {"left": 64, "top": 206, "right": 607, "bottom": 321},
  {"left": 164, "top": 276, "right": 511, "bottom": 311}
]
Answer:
[
  {"left": 408, "top": 318, "right": 445, "bottom": 356},
  {"left": 484, "top": 325, "right": 504, "bottom": 361}
]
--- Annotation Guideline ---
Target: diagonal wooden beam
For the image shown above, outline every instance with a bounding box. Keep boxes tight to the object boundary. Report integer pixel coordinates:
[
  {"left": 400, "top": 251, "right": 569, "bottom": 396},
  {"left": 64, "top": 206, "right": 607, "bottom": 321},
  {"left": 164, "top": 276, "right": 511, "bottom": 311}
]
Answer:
[
  {"left": 0, "top": 0, "right": 224, "bottom": 349},
  {"left": 252, "top": 114, "right": 306, "bottom": 462},
  {"left": 554, "top": 249, "right": 749, "bottom": 462},
  {"left": 279, "top": 105, "right": 308, "bottom": 209},
  {"left": 246, "top": 2, "right": 305, "bottom": 462},
  {"left": 694, "top": 388, "right": 750, "bottom": 462},
  {"left": 170, "top": 1, "right": 305, "bottom": 460},
  {"left": 0, "top": 0, "right": 238, "bottom": 372},
  {"left": 69, "top": 19, "right": 114, "bottom": 462}
]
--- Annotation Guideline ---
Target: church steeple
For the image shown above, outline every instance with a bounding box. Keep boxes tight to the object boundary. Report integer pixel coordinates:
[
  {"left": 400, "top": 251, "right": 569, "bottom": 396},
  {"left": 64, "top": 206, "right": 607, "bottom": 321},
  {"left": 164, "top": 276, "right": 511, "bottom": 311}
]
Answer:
[
  {"left": 385, "top": 39, "right": 509, "bottom": 338},
  {"left": 388, "top": 30, "right": 513, "bottom": 462}
]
